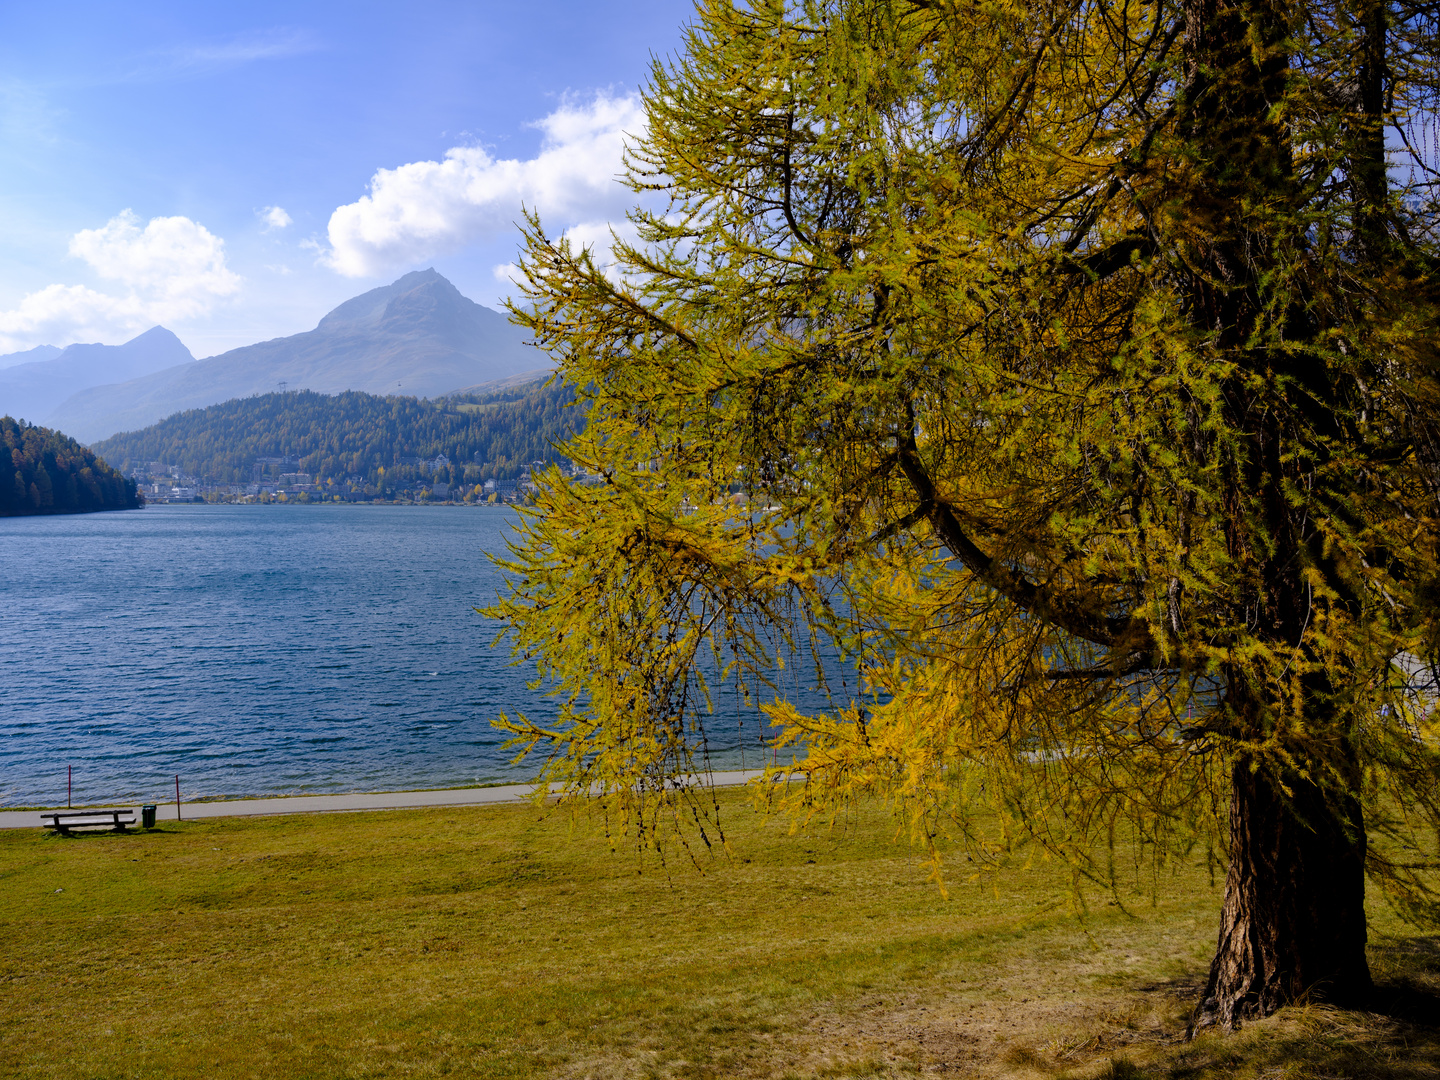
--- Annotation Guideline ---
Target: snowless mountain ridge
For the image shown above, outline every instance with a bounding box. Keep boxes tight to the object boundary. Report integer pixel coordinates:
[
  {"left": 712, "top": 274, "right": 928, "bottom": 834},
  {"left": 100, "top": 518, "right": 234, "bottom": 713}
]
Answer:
[
  {"left": 2, "top": 269, "right": 548, "bottom": 444},
  {"left": 0, "top": 328, "right": 196, "bottom": 429},
  {"left": 0, "top": 344, "right": 63, "bottom": 370}
]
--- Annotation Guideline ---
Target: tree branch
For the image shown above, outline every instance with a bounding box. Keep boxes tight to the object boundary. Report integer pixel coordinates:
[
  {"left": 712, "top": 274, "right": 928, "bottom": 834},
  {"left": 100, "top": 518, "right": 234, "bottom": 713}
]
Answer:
[{"left": 895, "top": 438, "right": 1152, "bottom": 654}]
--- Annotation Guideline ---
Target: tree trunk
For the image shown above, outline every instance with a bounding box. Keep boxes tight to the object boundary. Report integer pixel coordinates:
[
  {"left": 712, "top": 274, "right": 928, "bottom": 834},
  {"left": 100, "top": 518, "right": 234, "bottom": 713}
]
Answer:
[
  {"left": 1353, "top": 0, "right": 1389, "bottom": 262},
  {"left": 1193, "top": 757, "right": 1372, "bottom": 1030},
  {"left": 1174, "top": 0, "right": 1376, "bottom": 1032}
]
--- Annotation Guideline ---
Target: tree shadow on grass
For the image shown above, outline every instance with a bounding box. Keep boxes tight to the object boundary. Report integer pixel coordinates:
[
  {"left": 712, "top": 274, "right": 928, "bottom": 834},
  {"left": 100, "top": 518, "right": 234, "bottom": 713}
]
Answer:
[
  {"left": 41, "top": 827, "right": 180, "bottom": 840},
  {"left": 1366, "top": 933, "right": 1440, "bottom": 1026},
  {"left": 1163, "top": 935, "right": 1440, "bottom": 1080}
]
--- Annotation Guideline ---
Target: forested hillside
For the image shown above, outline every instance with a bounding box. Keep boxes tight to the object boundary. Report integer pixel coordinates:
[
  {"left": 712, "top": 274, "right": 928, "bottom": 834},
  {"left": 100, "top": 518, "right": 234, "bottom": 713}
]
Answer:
[
  {"left": 2, "top": 417, "right": 142, "bottom": 515},
  {"left": 91, "top": 381, "right": 583, "bottom": 487}
]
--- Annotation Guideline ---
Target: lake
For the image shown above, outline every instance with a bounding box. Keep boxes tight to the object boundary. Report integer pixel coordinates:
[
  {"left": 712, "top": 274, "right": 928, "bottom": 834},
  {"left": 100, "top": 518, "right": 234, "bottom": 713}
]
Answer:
[{"left": 2, "top": 504, "right": 798, "bottom": 808}]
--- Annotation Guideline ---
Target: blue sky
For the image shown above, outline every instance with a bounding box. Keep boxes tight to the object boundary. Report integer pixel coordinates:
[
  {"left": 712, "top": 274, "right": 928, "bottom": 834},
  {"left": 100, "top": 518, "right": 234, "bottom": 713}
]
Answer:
[{"left": 0, "top": 0, "right": 691, "bottom": 358}]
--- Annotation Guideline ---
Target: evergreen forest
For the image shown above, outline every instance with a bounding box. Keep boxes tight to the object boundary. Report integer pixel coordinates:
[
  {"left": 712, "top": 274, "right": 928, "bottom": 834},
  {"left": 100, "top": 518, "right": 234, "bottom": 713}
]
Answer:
[
  {"left": 92, "top": 381, "right": 582, "bottom": 489},
  {"left": 2, "top": 416, "right": 142, "bottom": 515}
]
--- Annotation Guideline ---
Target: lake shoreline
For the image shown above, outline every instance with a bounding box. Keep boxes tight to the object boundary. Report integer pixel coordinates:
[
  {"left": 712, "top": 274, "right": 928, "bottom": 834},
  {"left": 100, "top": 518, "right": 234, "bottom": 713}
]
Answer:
[{"left": 0, "top": 770, "right": 770, "bottom": 829}]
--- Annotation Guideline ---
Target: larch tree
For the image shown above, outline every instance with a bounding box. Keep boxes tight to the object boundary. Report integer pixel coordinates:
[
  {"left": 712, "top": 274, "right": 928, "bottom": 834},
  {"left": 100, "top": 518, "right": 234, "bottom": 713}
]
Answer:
[{"left": 492, "top": 0, "right": 1440, "bottom": 1028}]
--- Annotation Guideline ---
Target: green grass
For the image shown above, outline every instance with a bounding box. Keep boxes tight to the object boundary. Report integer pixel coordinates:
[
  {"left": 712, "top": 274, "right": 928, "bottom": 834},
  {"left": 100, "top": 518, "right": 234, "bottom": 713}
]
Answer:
[{"left": 1, "top": 791, "right": 1435, "bottom": 1079}]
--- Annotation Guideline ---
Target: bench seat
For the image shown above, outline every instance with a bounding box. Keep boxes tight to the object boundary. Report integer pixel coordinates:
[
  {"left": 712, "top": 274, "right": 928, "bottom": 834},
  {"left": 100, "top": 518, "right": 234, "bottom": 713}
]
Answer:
[{"left": 41, "top": 810, "right": 136, "bottom": 833}]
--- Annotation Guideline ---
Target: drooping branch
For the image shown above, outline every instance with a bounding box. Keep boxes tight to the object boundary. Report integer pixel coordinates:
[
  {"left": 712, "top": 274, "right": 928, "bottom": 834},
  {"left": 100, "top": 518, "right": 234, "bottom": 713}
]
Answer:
[
  {"left": 1060, "top": 235, "right": 1157, "bottom": 280},
  {"left": 895, "top": 436, "right": 1153, "bottom": 655}
]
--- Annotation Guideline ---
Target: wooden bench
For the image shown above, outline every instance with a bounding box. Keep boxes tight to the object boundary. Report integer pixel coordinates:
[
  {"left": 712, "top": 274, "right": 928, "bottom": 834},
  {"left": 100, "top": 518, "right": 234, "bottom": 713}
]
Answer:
[{"left": 40, "top": 810, "right": 136, "bottom": 835}]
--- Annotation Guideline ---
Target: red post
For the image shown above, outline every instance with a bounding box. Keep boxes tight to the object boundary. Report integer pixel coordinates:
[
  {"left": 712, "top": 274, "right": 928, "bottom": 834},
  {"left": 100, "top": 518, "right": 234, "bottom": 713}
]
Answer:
[{"left": 175, "top": 775, "right": 182, "bottom": 821}]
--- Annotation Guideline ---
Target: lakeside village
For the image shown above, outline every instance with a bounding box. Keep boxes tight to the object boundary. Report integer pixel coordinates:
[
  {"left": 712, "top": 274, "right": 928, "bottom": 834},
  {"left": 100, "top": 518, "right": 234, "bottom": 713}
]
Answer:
[{"left": 127, "top": 453, "right": 584, "bottom": 505}]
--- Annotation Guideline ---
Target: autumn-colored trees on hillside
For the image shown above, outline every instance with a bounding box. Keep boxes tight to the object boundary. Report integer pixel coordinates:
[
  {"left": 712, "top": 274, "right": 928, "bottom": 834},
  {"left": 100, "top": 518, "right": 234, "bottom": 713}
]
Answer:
[{"left": 1, "top": 416, "right": 141, "bottom": 516}]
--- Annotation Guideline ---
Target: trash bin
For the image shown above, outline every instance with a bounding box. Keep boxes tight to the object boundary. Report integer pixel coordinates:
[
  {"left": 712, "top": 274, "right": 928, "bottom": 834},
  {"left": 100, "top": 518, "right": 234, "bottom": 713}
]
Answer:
[{"left": 141, "top": 805, "right": 156, "bottom": 829}]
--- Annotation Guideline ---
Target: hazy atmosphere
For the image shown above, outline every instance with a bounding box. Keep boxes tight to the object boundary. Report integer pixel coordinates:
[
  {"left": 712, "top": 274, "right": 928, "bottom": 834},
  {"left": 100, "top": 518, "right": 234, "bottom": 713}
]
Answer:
[{"left": 0, "top": 0, "right": 686, "bottom": 359}]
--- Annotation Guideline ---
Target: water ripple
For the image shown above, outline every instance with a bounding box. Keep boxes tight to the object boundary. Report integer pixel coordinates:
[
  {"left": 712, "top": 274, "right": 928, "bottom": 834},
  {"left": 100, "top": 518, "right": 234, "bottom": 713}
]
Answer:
[
  {"left": 0, "top": 505, "right": 556, "bottom": 806},
  {"left": 1, "top": 503, "right": 815, "bottom": 808}
]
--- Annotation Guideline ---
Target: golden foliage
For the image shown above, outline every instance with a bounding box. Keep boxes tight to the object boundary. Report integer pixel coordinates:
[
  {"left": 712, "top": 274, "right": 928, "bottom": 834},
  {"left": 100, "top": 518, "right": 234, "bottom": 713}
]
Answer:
[{"left": 488, "top": 0, "right": 1440, "bottom": 915}]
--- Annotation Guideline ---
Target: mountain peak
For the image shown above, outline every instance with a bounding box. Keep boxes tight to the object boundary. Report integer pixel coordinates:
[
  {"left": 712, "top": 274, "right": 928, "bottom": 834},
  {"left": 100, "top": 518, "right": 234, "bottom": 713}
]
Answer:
[
  {"left": 317, "top": 268, "right": 471, "bottom": 332},
  {"left": 44, "top": 273, "right": 543, "bottom": 443},
  {"left": 0, "top": 325, "right": 195, "bottom": 430},
  {"left": 393, "top": 267, "right": 447, "bottom": 287},
  {"left": 53, "top": 326, "right": 193, "bottom": 368},
  {"left": 122, "top": 326, "right": 187, "bottom": 349}
]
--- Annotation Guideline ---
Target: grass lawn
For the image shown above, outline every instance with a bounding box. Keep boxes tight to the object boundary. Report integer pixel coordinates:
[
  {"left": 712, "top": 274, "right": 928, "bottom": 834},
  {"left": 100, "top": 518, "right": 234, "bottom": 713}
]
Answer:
[{"left": 1, "top": 789, "right": 1436, "bottom": 1079}]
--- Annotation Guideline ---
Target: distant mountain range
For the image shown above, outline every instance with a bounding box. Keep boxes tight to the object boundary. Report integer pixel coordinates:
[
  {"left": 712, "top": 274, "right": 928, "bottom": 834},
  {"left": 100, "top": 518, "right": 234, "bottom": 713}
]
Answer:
[
  {"left": 0, "top": 269, "right": 550, "bottom": 444},
  {"left": 0, "top": 328, "right": 195, "bottom": 428},
  {"left": 0, "top": 344, "right": 63, "bottom": 370}
]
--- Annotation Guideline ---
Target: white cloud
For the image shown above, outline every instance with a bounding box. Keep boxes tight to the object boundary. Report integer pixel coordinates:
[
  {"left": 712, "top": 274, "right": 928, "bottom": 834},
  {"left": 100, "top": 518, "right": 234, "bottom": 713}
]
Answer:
[
  {"left": 490, "top": 218, "right": 644, "bottom": 299},
  {"left": 0, "top": 210, "right": 241, "bottom": 351},
  {"left": 260, "top": 205, "right": 292, "bottom": 231},
  {"left": 0, "top": 285, "right": 141, "bottom": 347},
  {"left": 323, "top": 92, "right": 646, "bottom": 277},
  {"left": 561, "top": 219, "right": 641, "bottom": 259},
  {"left": 563, "top": 219, "right": 645, "bottom": 284},
  {"left": 71, "top": 210, "right": 240, "bottom": 304}
]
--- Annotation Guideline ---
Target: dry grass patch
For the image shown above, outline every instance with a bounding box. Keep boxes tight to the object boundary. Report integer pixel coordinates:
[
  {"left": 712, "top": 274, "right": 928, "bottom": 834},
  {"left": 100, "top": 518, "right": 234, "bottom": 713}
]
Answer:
[{"left": 0, "top": 790, "right": 1435, "bottom": 1079}]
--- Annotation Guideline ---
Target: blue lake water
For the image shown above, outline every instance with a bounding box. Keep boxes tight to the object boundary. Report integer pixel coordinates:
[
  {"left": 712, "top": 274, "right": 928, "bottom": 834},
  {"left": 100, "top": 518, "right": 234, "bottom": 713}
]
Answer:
[{"left": 1, "top": 504, "right": 811, "bottom": 808}]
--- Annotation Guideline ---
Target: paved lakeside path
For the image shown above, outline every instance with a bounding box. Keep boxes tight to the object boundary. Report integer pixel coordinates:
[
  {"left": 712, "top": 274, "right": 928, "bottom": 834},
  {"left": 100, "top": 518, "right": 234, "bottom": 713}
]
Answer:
[{"left": 0, "top": 770, "right": 769, "bottom": 830}]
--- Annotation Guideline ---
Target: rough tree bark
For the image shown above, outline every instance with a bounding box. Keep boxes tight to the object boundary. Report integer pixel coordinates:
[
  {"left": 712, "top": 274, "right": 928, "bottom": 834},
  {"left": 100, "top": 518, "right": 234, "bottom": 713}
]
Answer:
[
  {"left": 1181, "top": 0, "right": 1376, "bottom": 1027},
  {"left": 1194, "top": 725, "right": 1372, "bottom": 1028}
]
